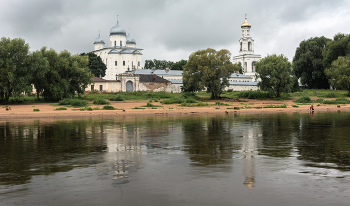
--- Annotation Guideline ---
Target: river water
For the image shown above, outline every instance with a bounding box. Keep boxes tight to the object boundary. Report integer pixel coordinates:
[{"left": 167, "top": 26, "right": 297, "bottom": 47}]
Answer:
[{"left": 0, "top": 112, "right": 350, "bottom": 206}]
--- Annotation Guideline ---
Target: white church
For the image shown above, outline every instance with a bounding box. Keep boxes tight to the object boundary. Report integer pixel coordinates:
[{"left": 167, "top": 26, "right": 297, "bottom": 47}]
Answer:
[{"left": 86, "top": 15, "right": 260, "bottom": 93}]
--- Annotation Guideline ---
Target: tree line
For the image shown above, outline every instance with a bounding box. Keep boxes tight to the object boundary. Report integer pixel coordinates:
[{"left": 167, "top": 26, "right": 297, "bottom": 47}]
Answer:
[
  {"left": 144, "top": 59, "right": 187, "bottom": 70},
  {"left": 183, "top": 32, "right": 350, "bottom": 99},
  {"left": 0, "top": 37, "right": 98, "bottom": 103}
]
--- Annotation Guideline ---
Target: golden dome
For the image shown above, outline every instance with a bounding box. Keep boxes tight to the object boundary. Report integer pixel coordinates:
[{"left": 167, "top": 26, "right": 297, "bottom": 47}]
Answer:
[{"left": 241, "top": 14, "right": 251, "bottom": 28}]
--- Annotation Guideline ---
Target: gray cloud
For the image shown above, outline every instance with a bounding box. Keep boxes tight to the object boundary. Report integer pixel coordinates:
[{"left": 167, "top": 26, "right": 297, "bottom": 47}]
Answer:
[{"left": 1, "top": 0, "right": 350, "bottom": 64}]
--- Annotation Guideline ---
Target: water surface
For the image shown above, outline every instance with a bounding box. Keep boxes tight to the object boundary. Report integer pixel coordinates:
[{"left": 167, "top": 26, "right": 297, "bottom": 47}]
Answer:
[{"left": 0, "top": 112, "right": 350, "bottom": 205}]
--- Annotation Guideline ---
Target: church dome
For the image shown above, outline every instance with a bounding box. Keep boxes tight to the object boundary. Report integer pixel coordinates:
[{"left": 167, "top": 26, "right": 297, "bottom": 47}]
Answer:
[
  {"left": 241, "top": 14, "right": 251, "bottom": 28},
  {"left": 126, "top": 33, "right": 136, "bottom": 44},
  {"left": 110, "top": 21, "right": 126, "bottom": 35},
  {"left": 93, "top": 34, "right": 105, "bottom": 44}
]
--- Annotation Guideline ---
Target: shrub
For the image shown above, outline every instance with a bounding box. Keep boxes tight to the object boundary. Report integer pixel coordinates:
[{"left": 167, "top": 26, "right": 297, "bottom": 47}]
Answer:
[
  {"left": 109, "top": 95, "right": 124, "bottom": 101},
  {"left": 292, "top": 105, "right": 299, "bottom": 108},
  {"left": 59, "top": 98, "right": 88, "bottom": 107},
  {"left": 162, "top": 97, "right": 186, "bottom": 104},
  {"left": 8, "top": 97, "right": 25, "bottom": 103},
  {"left": 293, "top": 96, "right": 312, "bottom": 103},
  {"left": 55, "top": 107, "right": 67, "bottom": 110},
  {"left": 102, "top": 105, "right": 115, "bottom": 110},
  {"left": 33, "top": 108, "right": 40, "bottom": 111},
  {"left": 323, "top": 98, "right": 350, "bottom": 104},
  {"left": 93, "top": 99, "right": 110, "bottom": 105},
  {"left": 314, "top": 98, "right": 324, "bottom": 103},
  {"left": 238, "top": 91, "right": 271, "bottom": 99}
]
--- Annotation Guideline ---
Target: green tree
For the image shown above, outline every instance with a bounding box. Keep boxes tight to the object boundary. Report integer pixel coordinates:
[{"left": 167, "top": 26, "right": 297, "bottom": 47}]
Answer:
[
  {"left": 325, "top": 56, "right": 350, "bottom": 92},
  {"left": 255, "top": 54, "right": 293, "bottom": 97},
  {"left": 292, "top": 36, "right": 331, "bottom": 89},
  {"left": 0, "top": 37, "right": 32, "bottom": 103},
  {"left": 80, "top": 52, "right": 106, "bottom": 77},
  {"left": 323, "top": 33, "right": 350, "bottom": 68},
  {"left": 29, "top": 48, "right": 50, "bottom": 100},
  {"left": 144, "top": 59, "right": 155, "bottom": 69},
  {"left": 171, "top": 59, "right": 187, "bottom": 70},
  {"left": 183, "top": 48, "right": 239, "bottom": 99},
  {"left": 40, "top": 48, "right": 93, "bottom": 101}
]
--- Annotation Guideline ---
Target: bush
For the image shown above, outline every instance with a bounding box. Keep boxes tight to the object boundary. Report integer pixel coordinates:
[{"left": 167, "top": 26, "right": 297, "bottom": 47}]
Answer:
[
  {"left": 102, "top": 105, "right": 115, "bottom": 110},
  {"left": 93, "top": 99, "right": 110, "bottom": 105},
  {"left": 55, "top": 107, "right": 67, "bottom": 110},
  {"left": 59, "top": 98, "right": 88, "bottom": 107},
  {"left": 33, "top": 108, "right": 40, "bottom": 111},
  {"left": 314, "top": 98, "right": 324, "bottom": 103},
  {"left": 8, "top": 97, "right": 25, "bottom": 103},
  {"left": 323, "top": 98, "right": 350, "bottom": 104},
  {"left": 238, "top": 91, "right": 271, "bottom": 99},
  {"left": 162, "top": 97, "right": 186, "bottom": 104},
  {"left": 109, "top": 95, "right": 124, "bottom": 101},
  {"left": 293, "top": 96, "right": 312, "bottom": 103}
]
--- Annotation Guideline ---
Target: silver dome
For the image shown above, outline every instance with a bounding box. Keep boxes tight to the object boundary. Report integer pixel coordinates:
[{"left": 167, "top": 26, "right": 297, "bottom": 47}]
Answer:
[
  {"left": 126, "top": 33, "right": 136, "bottom": 44},
  {"left": 110, "top": 21, "right": 126, "bottom": 35},
  {"left": 93, "top": 35, "right": 105, "bottom": 44}
]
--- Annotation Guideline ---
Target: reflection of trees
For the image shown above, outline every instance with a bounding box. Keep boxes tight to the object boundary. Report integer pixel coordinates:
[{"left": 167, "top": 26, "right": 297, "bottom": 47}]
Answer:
[
  {"left": 258, "top": 113, "right": 299, "bottom": 158},
  {"left": 183, "top": 116, "right": 234, "bottom": 165},
  {"left": 0, "top": 119, "right": 109, "bottom": 185},
  {"left": 296, "top": 112, "right": 350, "bottom": 170}
]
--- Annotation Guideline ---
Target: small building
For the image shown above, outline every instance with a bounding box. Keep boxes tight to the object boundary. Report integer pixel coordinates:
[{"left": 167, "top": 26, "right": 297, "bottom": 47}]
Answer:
[{"left": 85, "top": 77, "right": 120, "bottom": 92}]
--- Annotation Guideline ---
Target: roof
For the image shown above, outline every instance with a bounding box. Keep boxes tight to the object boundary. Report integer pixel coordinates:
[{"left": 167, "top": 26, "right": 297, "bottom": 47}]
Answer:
[
  {"left": 229, "top": 81, "right": 258, "bottom": 86},
  {"left": 241, "top": 14, "right": 251, "bottom": 28},
  {"left": 93, "top": 77, "right": 119, "bottom": 82},
  {"left": 168, "top": 79, "right": 183, "bottom": 84},
  {"left": 133, "top": 69, "right": 183, "bottom": 76},
  {"left": 230, "top": 73, "right": 252, "bottom": 79},
  {"left": 139, "top": 74, "right": 170, "bottom": 83},
  {"left": 110, "top": 20, "right": 126, "bottom": 35},
  {"left": 93, "top": 35, "right": 105, "bottom": 44}
]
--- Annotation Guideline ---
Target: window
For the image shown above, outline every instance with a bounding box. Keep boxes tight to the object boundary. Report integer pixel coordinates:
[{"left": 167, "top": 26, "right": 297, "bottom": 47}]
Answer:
[
  {"left": 91, "top": 85, "right": 94, "bottom": 91},
  {"left": 115, "top": 61, "right": 117, "bottom": 66},
  {"left": 123, "top": 61, "right": 125, "bottom": 66},
  {"left": 138, "top": 61, "right": 140, "bottom": 66},
  {"left": 240, "top": 42, "right": 242, "bottom": 51},
  {"left": 99, "top": 85, "right": 103, "bottom": 91},
  {"left": 114, "top": 41, "right": 116, "bottom": 46},
  {"left": 132, "top": 61, "right": 133, "bottom": 68},
  {"left": 120, "top": 41, "right": 122, "bottom": 46},
  {"left": 248, "top": 42, "right": 252, "bottom": 51}
]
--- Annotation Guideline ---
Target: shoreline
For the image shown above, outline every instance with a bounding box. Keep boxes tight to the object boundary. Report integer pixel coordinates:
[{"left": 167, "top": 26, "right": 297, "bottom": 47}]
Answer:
[{"left": 1, "top": 99, "right": 349, "bottom": 121}]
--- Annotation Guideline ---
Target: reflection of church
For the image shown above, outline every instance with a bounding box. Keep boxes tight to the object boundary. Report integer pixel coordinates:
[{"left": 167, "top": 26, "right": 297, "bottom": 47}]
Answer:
[
  {"left": 232, "top": 14, "right": 261, "bottom": 81},
  {"left": 239, "top": 124, "right": 261, "bottom": 189}
]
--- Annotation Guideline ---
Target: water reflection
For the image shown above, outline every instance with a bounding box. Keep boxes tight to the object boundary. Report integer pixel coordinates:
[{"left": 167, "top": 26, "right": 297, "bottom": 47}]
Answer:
[{"left": 1, "top": 112, "right": 350, "bottom": 190}]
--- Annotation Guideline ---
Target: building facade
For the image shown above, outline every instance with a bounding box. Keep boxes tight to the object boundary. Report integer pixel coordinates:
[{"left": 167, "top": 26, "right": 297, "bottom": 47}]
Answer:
[
  {"left": 93, "top": 20, "right": 143, "bottom": 80},
  {"left": 232, "top": 14, "right": 261, "bottom": 81}
]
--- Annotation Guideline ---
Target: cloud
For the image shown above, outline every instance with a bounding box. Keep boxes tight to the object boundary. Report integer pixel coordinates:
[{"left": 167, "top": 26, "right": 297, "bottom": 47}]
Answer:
[{"left": 1, "top": 0, "right": 350, "bottom": 64}]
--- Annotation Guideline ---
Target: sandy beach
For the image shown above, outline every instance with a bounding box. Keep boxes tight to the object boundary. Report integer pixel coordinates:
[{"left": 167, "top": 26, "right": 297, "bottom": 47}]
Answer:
[{"left": 1, "top": 97, "right": 349, "bottom": 120}]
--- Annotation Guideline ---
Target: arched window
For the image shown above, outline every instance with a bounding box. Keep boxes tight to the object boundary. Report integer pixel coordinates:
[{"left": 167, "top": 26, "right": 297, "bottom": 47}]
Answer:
[
  {"left": 252, "top": 62, "right": 256, "bottom": 72},
  {"left": 244, "top": 62, "right": 247, "bottom": 73},
  {"left": 120, "top": 41, "right": 122, "bottom": 46},
  {"left": 248, "top": 42, "right": 252, "bottom": 51},
  {"left": 114, "top": 41, "right": 116, "bottom": 46},
  {"left": 240, "top": 42, "right": 243, "bottom": 51}
]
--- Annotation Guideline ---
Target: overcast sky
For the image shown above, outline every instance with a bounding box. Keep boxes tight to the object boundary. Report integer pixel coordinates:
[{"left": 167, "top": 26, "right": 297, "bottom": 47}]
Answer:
[{"left": 1, "top": 0, "right": 350, "bottom": 66}]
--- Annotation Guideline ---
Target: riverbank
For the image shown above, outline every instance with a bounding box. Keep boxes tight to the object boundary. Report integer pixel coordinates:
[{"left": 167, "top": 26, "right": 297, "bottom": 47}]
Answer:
[{"left": 1, "top": 97, "right": 349, "bottom": 120}]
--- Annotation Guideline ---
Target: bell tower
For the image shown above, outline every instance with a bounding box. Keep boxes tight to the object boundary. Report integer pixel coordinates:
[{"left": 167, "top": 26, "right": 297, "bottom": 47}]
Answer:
[{"left": 239, "top": 14, "right": 254, "bottom": 55}]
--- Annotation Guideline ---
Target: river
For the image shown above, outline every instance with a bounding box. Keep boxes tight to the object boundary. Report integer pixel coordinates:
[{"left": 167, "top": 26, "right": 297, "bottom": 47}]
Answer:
[{"left": 0, "top": 112, "right": 349, "bottom": 205}]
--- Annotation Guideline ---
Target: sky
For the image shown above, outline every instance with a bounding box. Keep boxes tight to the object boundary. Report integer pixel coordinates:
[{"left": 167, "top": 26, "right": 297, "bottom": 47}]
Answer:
[{"left": 1, "top": 0, "right": 350, "bottom": 66}]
